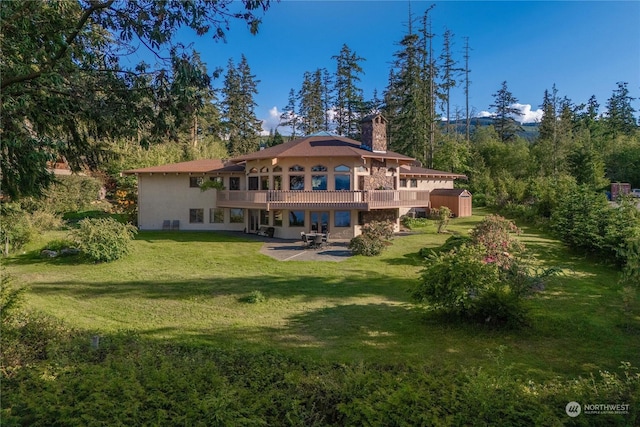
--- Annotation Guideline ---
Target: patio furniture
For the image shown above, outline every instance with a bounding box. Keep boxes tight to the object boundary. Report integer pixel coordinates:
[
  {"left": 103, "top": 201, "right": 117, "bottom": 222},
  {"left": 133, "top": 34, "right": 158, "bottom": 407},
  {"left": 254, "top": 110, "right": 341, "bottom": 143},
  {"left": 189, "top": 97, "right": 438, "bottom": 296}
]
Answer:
[
  {"left": 171, "top": 220, "right": 180, "bottom": 230},
  {"left": 162, "top": 220, "right": 171, "bottom": 230},
  {"left": 311, "top": 233, "right": 324, "bottom": 250}
]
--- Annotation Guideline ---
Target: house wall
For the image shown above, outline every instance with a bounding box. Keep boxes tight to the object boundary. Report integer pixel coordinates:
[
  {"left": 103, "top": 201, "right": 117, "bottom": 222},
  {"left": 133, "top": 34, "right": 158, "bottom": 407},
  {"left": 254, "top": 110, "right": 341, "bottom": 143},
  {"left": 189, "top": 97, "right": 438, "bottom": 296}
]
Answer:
[
  {"left": 136, "top": 173, "right": 245, "bottom": 231},
  {"left": 397, "top": 178, "right": 455, "bottom": 217}
]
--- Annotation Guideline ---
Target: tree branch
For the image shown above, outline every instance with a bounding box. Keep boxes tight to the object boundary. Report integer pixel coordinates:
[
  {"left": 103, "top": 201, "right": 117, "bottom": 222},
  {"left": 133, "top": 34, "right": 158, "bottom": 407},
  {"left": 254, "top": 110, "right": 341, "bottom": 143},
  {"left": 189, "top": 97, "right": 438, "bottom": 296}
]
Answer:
[{"left": 1, "top": 0, "right": 115, "bottom": 90}]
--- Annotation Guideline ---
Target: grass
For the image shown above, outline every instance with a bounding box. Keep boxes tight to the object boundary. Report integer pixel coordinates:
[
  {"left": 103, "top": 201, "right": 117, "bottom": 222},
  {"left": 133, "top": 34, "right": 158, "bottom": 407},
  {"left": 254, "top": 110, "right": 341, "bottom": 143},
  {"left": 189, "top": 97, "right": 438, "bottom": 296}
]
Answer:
[{"left": 5, "top": 209, "right": 640, "bottom": 381}]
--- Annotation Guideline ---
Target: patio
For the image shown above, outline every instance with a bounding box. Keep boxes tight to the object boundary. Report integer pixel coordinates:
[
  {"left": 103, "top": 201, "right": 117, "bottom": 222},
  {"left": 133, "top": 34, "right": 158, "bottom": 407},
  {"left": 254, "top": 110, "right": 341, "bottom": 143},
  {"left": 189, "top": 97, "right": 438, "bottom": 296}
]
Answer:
[{"left": 259, "top": 239, "right": 352, "bottom": 262}]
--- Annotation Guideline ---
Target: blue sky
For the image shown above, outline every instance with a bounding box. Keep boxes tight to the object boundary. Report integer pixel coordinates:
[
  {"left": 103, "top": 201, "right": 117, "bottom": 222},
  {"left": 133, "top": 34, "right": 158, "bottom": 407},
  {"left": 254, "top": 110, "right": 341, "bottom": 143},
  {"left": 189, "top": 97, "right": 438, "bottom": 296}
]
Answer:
[{"left": 166, "top": 1, "right": 640, "bottom": 133}]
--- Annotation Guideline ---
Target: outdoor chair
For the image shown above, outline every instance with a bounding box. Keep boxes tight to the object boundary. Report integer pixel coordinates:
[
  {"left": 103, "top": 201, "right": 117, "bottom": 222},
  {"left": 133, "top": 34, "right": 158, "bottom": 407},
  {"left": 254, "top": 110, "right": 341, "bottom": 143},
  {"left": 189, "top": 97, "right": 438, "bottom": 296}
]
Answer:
[
  {"left": 162, "top": 220, "right": 171, "bottom": 230},
  {"left": 171, "top": 220, "right": 180, "bottom": 230},
  {"left": 301, "top": 233, "right": 308, "bottom": 248}
]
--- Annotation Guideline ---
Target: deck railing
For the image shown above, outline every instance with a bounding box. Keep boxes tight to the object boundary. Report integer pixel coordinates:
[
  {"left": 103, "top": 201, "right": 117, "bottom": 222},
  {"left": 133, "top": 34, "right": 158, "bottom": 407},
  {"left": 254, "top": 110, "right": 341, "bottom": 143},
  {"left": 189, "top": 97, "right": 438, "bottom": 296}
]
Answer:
[{"left": 216, "top": 190, "right": 430, "bottom": 210}]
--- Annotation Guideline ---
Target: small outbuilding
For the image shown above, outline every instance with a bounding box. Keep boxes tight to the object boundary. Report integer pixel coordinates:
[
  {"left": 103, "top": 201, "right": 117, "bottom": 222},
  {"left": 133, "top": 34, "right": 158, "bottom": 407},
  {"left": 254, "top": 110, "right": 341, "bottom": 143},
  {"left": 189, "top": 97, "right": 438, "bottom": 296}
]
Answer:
[{"left": 430, "top": 188, "right": 473, "bottom": 217}]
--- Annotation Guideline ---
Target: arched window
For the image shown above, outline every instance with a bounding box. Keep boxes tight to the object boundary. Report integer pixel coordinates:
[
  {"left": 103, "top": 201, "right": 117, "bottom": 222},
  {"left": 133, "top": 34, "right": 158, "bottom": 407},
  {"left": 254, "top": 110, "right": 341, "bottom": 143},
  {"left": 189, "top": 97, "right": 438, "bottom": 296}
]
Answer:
[
  {"left": 311, "top": 164, "right": 327, "bottom": 172},
  {"left": 249, "top": 167, "right": 258, "bottom": 173},
  {"left": 260, "top": 166, "right": 269, "bottom": 173},
  {"left": 334, "top": 165, "right": 350, "bottom": 172},
  {"left": 289, "top": 165, "right": 304, "bottom": 172},
  {"left": 273, "top": 165, "right": 282, "bottom": 172}
]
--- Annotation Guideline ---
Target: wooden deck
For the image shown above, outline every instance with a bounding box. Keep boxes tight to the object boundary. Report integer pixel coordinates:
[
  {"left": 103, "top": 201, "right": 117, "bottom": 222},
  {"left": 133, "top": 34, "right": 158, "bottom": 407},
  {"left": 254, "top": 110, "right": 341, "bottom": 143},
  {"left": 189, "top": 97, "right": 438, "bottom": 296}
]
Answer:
[{"left": 216, "top": 190, "right": 430, "bottom": 211}]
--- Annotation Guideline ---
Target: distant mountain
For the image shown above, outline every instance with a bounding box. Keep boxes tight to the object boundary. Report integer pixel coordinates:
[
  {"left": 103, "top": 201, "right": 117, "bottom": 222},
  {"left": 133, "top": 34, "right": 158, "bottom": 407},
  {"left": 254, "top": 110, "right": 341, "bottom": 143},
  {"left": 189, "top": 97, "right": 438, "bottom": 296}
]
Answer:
[{"left": 445, "top": 117, "right": 540, "bottom": 141}]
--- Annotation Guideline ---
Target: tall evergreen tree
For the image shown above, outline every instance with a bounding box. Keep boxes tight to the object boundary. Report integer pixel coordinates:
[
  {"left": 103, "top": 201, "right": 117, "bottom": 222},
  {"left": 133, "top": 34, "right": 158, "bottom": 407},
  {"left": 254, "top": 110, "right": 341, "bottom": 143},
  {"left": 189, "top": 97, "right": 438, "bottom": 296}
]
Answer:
[
  {"left": 332, "top": 44, "right": 365, "bottom": 138},
  {"left": 490, "top": 81, "right": 523, "bottom": 142},
  {"left": 280, "top": 88, "right": 300, "bottom": 138},
  {"left": 535, "top": 85, "right": 574, "bottom": 176},
  {"left": 605, "top": 82, "right": 637, "bottom": 138},
  {"left": 463, "top": 36, "right": 472, "bottom": 142},
  {"left": 439, "top": 28, "right": 463, "bottom": 132},
  {"left": 221, "top": 55, "right": 261, "bottom": 156},
  {"left": 321, "top": 68, "right": 334, "bottom": 131},
  {"left": 298, "top": 70, "right": 325, "bottom": 135}
]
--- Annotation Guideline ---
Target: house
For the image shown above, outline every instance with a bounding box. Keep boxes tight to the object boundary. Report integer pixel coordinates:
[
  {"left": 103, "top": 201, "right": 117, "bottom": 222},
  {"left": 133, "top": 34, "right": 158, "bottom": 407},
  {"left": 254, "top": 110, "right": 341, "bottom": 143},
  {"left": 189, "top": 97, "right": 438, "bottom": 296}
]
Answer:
[{"left": 123, "top": 114, "right": 469, "bottom": 239}]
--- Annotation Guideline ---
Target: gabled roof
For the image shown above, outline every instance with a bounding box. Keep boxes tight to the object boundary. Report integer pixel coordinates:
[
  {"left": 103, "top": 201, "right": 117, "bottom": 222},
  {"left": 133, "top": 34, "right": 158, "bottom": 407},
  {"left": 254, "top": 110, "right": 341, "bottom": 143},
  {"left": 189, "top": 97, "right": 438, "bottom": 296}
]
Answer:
[
  {"left": 230, "top": 135, "right": 414, "bottom": 163},
  {"left": 399, "top": 164, "right": 467, "bottom": 179},
  {"left": 122, "top": 159, "right": 228, "bottom": 175},
  {"left": 430, "top": 188, "right": 472, "bottom": 196}
]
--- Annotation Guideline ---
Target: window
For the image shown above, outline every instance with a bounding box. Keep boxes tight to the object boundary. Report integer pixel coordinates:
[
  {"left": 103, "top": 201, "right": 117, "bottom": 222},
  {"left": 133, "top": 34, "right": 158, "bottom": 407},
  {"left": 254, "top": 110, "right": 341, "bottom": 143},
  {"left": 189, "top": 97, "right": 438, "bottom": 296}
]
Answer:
[
  {"left": 260, "top": 176, "right": 269, "bottom": 190},
  {"left": 311, "top": 164, "right": 327, "bottom": 172},
  {"left": 334, "top": 174, "right": 350, "bottom": 191},
  {"left": 260, "top": 166, "right": 269, "bottom": 173},
  {"left": 229, "top": 177, "right": 240, "bottom": 190},
  {"left": 334, "top": 211, "right": 351, "bottom": 227},
  {"left": 289, "top": 175, "right": 304, "bottom": 191},
  {"left": 273, "top": 166, "right": 282, "bottom": 172},
  {"left": 210, "top": 208, "right": 224, "bottom": 223},
  {"left": 230, "top": 208, "right": 244, "bottom": 223},
  {"left": 189, "top": 208, "right": 204, "bottom": 223},
  {"left": 400, "top": 178, "right": 407, "bottom": 187},
  {"left": 410, "top": 179, "right": 418, "bottom": 188},
  {"left": 289, "top": 165, "right": 304, "bottom": 172},
  {"left": 248, "top": 176, "right": 259, "bottom": 190},
  {"left": 289, "top": 210, "right": 304, "bottom": 227},
  {"left": 273, "top": 210, "right": 283, "bottom": 227},
  {"left": 260, "top": 210, "right": 269, "bottom": 225},
  {"left": 312, "top": 175, "right": 327, "bottom": 190},
  {"left": 334, "top": 165, "right": 350, "bottom": 172},
  {"left": 249, "top": 167, "right": 258, "bottom": 173},
  {"left": 189, "top": 177, "right": 203, "bottom": 188},
  {"left": 273, "top": 175, "right": 282, "bottom": 190},
  {"left": 209, "top": 176, "right": 223, "bottom": 184}
]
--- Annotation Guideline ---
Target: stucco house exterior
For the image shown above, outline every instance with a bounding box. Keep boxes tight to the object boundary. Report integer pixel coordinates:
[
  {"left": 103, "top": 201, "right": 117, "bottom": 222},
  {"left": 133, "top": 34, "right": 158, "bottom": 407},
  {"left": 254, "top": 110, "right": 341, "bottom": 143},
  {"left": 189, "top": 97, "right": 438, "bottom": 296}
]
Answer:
[{"left": 123, "top": 114, "right": 469, "bottom": 239}]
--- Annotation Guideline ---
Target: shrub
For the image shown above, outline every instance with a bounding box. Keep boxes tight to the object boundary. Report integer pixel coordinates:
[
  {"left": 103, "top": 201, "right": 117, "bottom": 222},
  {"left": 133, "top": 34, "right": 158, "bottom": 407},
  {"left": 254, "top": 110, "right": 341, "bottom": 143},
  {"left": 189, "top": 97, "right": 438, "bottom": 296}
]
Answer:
[
  {"left": 72, "top": 218, "right": 137, "bottom": 262},
  {"left": 349, "top": 220, "right": 394, "bottom": 256},
  {"left": 0, "top": 203, "right": 34, "bottom": 256},
  {"left": 28, "top": 209, "right": 64, "bottom": 231},
  {"left": 244, "top": 290, "right": 266, "bottom": 304},
  {"left": 413, "top": 244, "right": 501, "bottom": 315},
  {"left": 435, "top": 206, "right": 452, "bottom": 233},
  {"left": 470, "top": 214, "right": 524, "bottom": 268},
  {"left": 419, "top": 235, "right": 472, "bottom": 258}
]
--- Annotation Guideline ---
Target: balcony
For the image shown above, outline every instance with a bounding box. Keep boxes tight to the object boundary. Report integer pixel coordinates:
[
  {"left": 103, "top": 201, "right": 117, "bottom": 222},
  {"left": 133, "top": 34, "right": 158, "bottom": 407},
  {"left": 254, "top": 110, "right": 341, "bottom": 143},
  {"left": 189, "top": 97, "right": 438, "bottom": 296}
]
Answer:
[{"left": 216, "top": 190, "right": 430, "bottom": 211}]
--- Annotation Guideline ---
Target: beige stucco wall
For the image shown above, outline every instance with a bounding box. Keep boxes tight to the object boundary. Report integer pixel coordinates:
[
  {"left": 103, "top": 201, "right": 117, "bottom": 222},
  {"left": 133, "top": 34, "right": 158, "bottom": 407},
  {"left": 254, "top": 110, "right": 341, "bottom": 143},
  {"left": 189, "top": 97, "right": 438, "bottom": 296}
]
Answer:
[{"left": 137, "top": 173, "right": 244, "bottom": 232}]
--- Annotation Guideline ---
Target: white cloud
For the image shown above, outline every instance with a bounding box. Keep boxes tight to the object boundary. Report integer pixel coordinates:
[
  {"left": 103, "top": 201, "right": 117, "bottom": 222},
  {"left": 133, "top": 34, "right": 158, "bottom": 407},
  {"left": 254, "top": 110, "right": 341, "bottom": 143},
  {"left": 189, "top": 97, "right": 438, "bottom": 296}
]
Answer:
[
  {"left": 260, "top": 106, "right": 282, "bottom": 136},
  {"left": 511, "top": 103, "right": 543, "bottom": 124},
  {"left": 475, "top": 104, "right": 542, "bottom": 124}
]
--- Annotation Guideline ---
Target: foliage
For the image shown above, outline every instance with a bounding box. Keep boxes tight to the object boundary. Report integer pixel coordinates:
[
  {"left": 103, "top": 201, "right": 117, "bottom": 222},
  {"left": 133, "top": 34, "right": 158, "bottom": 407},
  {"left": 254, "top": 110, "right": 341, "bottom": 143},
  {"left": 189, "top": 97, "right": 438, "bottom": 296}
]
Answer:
[
  {"left": 470, "top": 214, "right": 524, "bottom": 268},
  {"left": 0, "top": 203, "right": 34, "bottom": 256},
  {"left": 414, "top": 244, "right": 501, "bottom": 315},
  {"left": 0, "top": 275, "right": 24, "bottom": 325},
  {"left": 400, "top": 216, "right": 431, "bottom": 230},
  {"left": 348, "top": 220, "right": 394, "bottom": 256},
  {"left": 3, "top": 331, "right": 639, "bottom": 426},
  {"left": 551, "top": 187, "right": 640, "bottom": 265},
  {"left": 435, "top": 206, "right": 452, "bottom": 233},
  {"left": 1, "top": 0, "right": 271, "bottom": 199},
  {"left": 221, "top": 55, "right": 262, "bottom": 156},
  {"left": 24, "top": 175, "right": 103, "bottom": 214},
  {"left": 199, "top": 180, "right": 225, "bottom": 191},
  {"left": 332, "top": 44, "right": 366, "bottom": 138},
  {"left": 414, "top": 215, "right": 555, "bottom": 326},
  {"left": 490, "top": 81, "right": 523, "bottom": 142},
  {"left": 243, "top": 290, "right": 267, "bottom": 304},
  {"left": 72, "top": 218, "right": 137, "bottom": 262}
]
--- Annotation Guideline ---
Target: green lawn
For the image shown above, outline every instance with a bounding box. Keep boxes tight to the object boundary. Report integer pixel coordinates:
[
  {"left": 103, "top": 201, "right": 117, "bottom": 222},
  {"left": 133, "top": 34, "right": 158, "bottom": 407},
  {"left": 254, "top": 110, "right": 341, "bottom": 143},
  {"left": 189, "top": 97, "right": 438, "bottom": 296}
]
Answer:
[{"left": 5, "top": 210, "right": 640, "bottom": 381}]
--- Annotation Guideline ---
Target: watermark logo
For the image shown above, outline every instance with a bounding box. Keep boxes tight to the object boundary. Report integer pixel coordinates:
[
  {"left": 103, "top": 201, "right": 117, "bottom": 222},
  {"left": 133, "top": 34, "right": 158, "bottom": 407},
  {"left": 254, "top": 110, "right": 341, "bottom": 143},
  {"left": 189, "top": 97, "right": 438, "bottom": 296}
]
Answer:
[
  {"left": 566, "top": 401, "right": 630, "bottom": 417},
  {"left": 566, "top": 401, "right": 581, "bottom": 417}
]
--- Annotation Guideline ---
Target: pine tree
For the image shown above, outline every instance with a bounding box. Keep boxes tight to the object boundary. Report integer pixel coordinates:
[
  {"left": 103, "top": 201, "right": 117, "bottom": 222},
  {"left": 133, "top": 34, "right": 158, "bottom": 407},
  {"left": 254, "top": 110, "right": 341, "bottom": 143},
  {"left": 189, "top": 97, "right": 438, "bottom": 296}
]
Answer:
[
  {"left": 280, "top": 88, "right": 300, "bottom": 138},
  {"left": 221, "top": 55, "right": 261, "bottom": 156},
  {"left": 490, "top": 81, "right": 523, "bottom": 142},
  {"left": 605, "top": 82, "right": 637, "bottom": 138},
  {"left": 439, "top": 28, "right": 463, "bottom": 132},
  {"left": 298, "top": 70, "right": 325, "bottom": 135},
  {"left": 332, "top": 44, "right": 365, "bottom": 138}
]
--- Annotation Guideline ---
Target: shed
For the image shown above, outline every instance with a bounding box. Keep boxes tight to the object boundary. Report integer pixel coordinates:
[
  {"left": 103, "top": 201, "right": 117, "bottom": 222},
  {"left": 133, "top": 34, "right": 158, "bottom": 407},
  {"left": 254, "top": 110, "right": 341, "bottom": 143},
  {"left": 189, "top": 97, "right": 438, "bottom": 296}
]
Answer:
[{"left": 430, "top": 188, "right": 472, "bottom": 217}]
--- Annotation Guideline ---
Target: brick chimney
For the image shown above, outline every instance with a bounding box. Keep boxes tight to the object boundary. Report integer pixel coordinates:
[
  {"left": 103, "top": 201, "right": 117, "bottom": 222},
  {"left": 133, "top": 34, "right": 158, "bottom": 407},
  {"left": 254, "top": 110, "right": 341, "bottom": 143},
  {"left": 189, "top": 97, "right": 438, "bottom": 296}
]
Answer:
[{"left": 360, "top": 114, "right": 387, "bottom": 153}]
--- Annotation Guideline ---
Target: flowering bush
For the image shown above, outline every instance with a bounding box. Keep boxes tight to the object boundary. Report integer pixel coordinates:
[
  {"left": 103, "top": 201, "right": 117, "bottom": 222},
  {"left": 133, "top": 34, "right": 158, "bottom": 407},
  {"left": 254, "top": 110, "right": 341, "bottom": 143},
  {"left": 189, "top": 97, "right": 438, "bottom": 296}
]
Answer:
[{"left": 470, "top": 214, "right": 524, "bottom": 268}]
